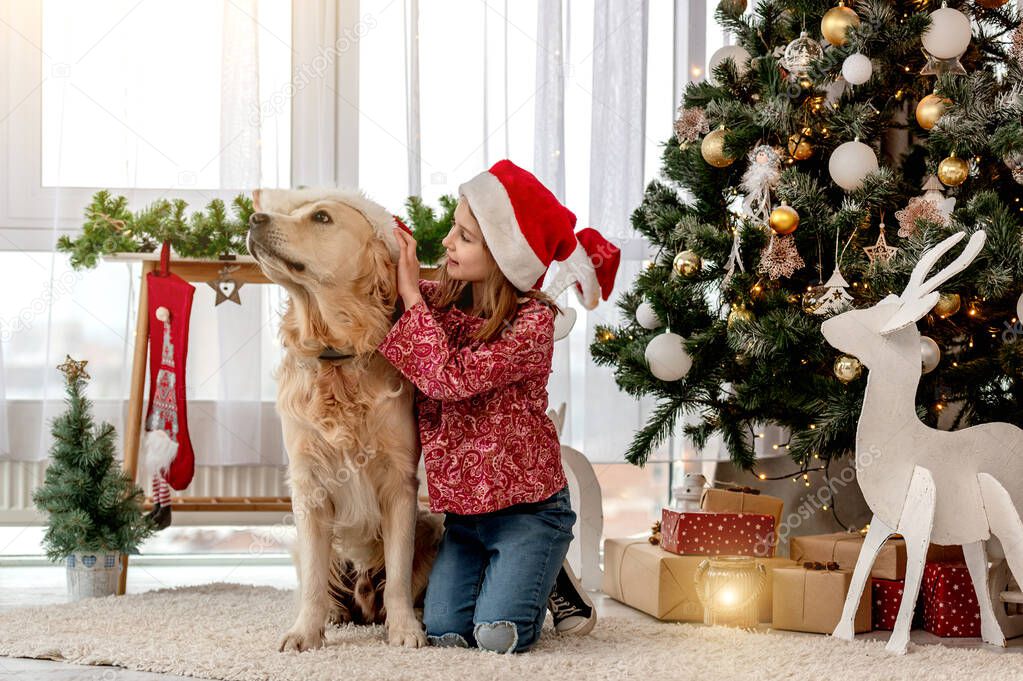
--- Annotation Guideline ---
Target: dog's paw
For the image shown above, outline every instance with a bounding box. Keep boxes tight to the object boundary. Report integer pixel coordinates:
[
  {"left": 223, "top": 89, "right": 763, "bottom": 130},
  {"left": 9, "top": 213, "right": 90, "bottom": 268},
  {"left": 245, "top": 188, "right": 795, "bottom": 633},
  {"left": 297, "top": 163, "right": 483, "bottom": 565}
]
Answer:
[
  {"left": 278, "top": 624, "right": 326, "bottom": 653},
  {"left": 387, "top": 619, "right": 428, "bottom": 648}
]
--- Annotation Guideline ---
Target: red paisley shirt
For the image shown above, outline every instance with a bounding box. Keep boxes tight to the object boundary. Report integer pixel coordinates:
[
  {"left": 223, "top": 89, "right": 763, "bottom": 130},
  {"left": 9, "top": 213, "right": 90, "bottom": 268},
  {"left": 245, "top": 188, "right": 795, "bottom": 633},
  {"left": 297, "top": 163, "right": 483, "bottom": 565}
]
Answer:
[{"left": 377, "top": 279, "right": 567, "bottom": 515}]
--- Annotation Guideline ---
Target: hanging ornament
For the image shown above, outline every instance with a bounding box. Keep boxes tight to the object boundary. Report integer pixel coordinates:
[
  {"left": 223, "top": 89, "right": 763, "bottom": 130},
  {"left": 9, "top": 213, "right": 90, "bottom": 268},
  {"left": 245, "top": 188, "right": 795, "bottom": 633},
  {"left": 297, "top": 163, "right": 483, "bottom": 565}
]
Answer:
[
  {"left": 707, "top": 45, "right": 752, "bottom": 85},
  {"left": 841, "top": 53, "right": 872, "bottom": 85},
  {"left": 821, "top": 1, "right": 860, "bottom": 47},
  {"left": 674, "top": 105, "right": 710, "bottom": 147},
  {"left": 758, "top": 230, "right": 804, "bottom": 279},
  {"left": 863, "top": 222, "right": 899, "bottom": 265},
  {"left": 829, "top": 138, "right": 879, "bottom": 191},
  {"left": 804, "top": 267, "right": 854, "bottom": 316},
  {"left": 787, "top": 128, "right": 814, "bottom": 160},
  {"left": 920, "top": 336, "right": 941, "bottom": 374},
  {"left": 722, "top": 222, "right": 747, "bottom": 292},
  {"left": 933, "top": 292, "right": 961, "bottom": 318},
  {"left": 938, "top": 152, "right": 969, "bottom": 186},
  {"left": 719, "top": 0, "right": 748, "bottom": 14},
  {"left": 1013, "top": 26, "right": 1023, "bottom": 66},
  {"left": 769, "top": 203, "right": 800, "bottom": 235},
  {"left": 207, "top": 264, "right": 244, "bottom": 306},
  {"left": 741, "top": 144, "right": 783, "bottom": 225},
  {"left": 673, "top": 250, "right": 702, "bottom": 277},
  {"left": 636, "top": 301, "right": 664, "bottom": 330},
  {"left": 645, "top": 331, "right": 692, "bottom": 381},
  {"left": 781, "top": 31, "right": 825, "bottom": 81},
  {"left": 895, "top": 175, "right": 955, "bottom": 237},
  {"left": 920, "top": 4, "right": 971, "bottom": 76},
  {"left": 1002, "top": 150, "right": 1023, "bottom": 185},
  {"left": 915, "top": 93, "right": 952, "bottom": 130},
  {"left": 922, "top": 5, "right": 972, "bottom": 59},
  {"left": 727, "top": 303, "right": 755, "bottom": 328},
  {"left": 833, "top": 355, "right": 863, "bottom": 383},
  {"left": 702, "top": 127, "right": 735, "bottom": 167}
]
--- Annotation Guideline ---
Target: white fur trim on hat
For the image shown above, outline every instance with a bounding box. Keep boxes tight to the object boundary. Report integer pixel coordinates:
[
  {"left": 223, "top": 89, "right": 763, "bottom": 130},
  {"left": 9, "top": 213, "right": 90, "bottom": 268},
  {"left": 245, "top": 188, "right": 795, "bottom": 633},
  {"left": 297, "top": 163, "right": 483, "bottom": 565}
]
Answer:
[
  {"left": 542, "top": 240, "right": 600, "bottom": 310},
  {"left": 458, "top": 172, "right": 546, "bottom": 292},
  {"left": 255, "top": 187, "right": 402, "bottom": 262}
]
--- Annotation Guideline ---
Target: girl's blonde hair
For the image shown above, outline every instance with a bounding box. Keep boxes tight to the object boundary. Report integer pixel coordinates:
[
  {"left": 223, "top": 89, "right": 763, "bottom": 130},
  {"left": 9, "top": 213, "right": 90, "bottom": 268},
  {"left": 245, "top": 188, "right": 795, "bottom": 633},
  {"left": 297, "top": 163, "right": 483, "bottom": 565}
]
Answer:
[{"left": 430, "top": 202, "right": 563, "bottom": 343}]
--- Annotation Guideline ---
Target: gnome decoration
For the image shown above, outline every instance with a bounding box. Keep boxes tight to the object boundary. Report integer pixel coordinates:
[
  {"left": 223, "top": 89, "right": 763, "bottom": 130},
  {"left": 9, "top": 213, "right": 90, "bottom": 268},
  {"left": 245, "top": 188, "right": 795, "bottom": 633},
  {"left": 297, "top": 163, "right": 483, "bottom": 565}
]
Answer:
[{"left": 141, "top": 242, "right": 196, "bottom": 530}]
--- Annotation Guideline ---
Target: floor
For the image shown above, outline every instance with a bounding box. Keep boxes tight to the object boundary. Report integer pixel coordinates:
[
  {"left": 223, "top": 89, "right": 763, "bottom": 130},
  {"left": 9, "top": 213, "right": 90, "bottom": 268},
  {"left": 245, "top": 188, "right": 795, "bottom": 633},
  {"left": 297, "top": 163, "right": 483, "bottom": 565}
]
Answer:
[{"left": 1, "top": 561, "right": 1022, "bottom": 680}]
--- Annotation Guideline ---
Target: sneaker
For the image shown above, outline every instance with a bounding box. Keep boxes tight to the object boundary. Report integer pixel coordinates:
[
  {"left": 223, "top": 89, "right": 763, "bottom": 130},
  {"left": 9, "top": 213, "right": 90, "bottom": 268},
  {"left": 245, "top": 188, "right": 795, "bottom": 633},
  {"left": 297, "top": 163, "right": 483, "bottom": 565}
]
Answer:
[{"left": 547, "top": 560, "right": 596, "bottom": 635}]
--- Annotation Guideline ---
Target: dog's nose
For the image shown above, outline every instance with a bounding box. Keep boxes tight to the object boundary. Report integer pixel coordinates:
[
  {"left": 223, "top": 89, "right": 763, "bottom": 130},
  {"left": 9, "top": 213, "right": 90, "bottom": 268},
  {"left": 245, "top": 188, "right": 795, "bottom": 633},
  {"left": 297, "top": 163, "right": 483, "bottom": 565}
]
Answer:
[{"left": 249, "top": 212, "right": 270, "bottom": 229}]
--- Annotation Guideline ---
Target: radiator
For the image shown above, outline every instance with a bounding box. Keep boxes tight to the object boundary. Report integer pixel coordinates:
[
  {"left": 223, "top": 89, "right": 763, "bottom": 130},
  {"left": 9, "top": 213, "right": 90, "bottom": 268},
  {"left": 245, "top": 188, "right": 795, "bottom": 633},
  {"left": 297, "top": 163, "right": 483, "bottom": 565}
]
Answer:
[{"left": 0, "top": 461, "right": 290, "bottom": 525}]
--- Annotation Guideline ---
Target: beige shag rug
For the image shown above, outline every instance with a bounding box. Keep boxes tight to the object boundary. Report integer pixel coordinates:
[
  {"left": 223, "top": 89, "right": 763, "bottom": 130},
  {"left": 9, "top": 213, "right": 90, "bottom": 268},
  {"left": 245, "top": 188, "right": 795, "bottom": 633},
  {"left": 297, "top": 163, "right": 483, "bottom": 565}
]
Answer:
[{"left": 1, "top": 583, "right": 1022, "bottom": 681}]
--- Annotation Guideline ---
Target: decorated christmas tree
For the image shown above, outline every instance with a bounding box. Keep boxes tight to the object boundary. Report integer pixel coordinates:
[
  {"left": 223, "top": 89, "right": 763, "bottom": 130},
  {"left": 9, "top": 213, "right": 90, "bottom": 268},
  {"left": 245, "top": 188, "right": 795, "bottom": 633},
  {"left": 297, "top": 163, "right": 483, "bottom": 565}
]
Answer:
[
  {"left": 31, "top": 356, "right": 155, "bottom": 562},
  {"left": 591, "top": 0, "right": 1023, "bottom": 476}
]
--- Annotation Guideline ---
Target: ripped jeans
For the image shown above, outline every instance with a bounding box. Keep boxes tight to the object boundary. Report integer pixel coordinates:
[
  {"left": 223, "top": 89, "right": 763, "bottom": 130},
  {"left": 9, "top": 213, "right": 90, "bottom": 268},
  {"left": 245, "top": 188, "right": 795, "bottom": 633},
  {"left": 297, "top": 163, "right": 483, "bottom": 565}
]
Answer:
[{"left": 423, "top": 484, "right": 575, "bottom": 654}]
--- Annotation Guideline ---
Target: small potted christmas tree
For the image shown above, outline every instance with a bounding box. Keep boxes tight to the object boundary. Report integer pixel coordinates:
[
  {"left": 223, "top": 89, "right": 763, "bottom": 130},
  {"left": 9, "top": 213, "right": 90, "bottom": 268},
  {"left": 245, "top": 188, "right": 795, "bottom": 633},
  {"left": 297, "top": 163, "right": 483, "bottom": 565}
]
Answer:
[{"left": 32, "top": 355, "right": 156, "bottom": 599}]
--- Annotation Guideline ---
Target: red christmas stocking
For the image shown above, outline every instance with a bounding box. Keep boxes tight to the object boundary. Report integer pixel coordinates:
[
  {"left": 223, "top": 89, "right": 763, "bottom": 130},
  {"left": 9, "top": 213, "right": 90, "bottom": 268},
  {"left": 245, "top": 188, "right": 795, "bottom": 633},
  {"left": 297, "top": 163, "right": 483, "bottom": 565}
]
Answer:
[{"left": 141, "top": 243, "right": 197, "bottom": 516}]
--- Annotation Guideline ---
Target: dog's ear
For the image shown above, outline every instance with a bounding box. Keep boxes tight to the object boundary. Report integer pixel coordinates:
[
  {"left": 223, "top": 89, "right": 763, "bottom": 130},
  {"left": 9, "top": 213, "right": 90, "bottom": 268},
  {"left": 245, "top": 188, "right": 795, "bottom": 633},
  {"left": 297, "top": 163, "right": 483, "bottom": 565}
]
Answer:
[{"left": 252, "top": 189, "right": 262, "bottom": 212}]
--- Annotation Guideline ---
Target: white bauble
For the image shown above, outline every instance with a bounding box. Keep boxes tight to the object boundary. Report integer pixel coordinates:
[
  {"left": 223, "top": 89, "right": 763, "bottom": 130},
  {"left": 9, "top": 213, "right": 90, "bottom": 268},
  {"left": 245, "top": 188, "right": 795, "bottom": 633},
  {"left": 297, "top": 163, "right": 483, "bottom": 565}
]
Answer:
[
  {"left": 645, "top": 332, "right": 692, "bottom": 381},
  {"left": 922, "top": 7, "right": 972, "bottom": 59},
  {"left": 921, "top": 336, "right": 941, "bottom": 374},
  {"left": 842, "top": 53, "right": 872, "bottom": 85},
  {"left": 636, "top": 301, "right": 664, "bottom": 330},
  {"left": 707, "top": 45, "right": 751, "bottom": 85},
  {"left": 828, "top": 140, "right": 879, "bottom": 191}
]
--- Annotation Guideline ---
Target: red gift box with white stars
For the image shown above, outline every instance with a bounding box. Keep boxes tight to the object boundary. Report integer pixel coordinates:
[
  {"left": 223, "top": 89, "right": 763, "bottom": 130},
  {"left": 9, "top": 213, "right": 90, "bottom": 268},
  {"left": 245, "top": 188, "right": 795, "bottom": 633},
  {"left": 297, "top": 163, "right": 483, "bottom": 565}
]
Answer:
[
  {"left": 660, "top": 508, "right": 776, "bottom": 557},
  {"left": 920, "top": 562, "right": 981, "bottom": 637},
  {"left": 872, "top": 578, "right": 926, "bottom": 631}
]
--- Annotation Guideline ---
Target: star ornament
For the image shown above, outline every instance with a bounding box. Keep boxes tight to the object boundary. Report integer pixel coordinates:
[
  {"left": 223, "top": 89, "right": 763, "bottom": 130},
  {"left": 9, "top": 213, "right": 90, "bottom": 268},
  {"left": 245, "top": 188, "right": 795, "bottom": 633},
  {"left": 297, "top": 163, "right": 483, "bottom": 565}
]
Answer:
[
  {"left": 57, "top": 355, "right": 90, "bottom": 382},
  {"left": 863, "top": 225, "right": 899, "bottom": 265},
  {"left": 208, "top": 265, "right": 244, "bottom": 306},
  {"left": 919, "top": 48, "right": 967, "bottom": 77}
]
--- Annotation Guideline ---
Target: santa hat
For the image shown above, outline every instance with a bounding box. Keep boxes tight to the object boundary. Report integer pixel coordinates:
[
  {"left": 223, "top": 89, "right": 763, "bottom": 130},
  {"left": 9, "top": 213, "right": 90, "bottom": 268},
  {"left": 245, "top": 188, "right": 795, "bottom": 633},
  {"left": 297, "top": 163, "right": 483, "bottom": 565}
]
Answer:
[
  {"left": 458, "top": 159, "right": 620, "bottom": 309},
  {"left": 254, "top": 187, "right": 412, "bottom": 262}
]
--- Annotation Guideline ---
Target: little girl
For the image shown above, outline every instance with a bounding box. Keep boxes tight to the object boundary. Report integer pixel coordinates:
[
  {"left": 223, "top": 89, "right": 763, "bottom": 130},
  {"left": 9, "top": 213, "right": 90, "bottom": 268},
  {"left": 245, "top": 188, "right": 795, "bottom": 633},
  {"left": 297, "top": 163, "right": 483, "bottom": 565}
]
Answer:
[{"left": 377, "top": 160, "right": 619, "bottom": 654}]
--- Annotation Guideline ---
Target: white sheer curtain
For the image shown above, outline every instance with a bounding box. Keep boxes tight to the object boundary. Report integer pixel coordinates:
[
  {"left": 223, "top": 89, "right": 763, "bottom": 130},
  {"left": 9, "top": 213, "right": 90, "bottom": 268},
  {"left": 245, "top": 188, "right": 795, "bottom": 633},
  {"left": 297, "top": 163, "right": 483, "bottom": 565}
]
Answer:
[{"left": 0, "top": 1, "right": 289, "bottom": 466}]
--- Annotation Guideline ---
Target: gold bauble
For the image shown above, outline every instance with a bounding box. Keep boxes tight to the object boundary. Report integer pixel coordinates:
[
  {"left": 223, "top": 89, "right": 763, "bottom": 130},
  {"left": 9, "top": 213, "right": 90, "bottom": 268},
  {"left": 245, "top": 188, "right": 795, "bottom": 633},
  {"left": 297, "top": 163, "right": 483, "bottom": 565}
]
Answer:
[
  {"left": 821, "top": 2, "right": 860, "bottom": 47},
  {"left": 718, "top": 0, "right": 747, "bottom": 14},
  {"left": 701, "top": 128, "right": 735, "bottom": 168},
  {"left": 769, "top": 204, "right": 800, "bottom": 235},
  {"left": 977, "top": 0, "right": 1009, "bottom": 7},
  {"left": 727, "top": 303, "right": 755, "bottom": 328},
  {"left": 915, "top": 94, "right": 951, "bottom": 130},
  {"left": 673, "top": 250, "right": 702, "bottom": 277},
  {"left": 833, "top": 355, "right": 863, "bottom": 383},
  {"left": 787, "top": 129, "right": 814, "bottom": 160},
  {"left": 938, "top": 153, "right": 970, "bottom": 187},
  {"left": 933, "top": 292, "right": 961, "bottom": 318}
]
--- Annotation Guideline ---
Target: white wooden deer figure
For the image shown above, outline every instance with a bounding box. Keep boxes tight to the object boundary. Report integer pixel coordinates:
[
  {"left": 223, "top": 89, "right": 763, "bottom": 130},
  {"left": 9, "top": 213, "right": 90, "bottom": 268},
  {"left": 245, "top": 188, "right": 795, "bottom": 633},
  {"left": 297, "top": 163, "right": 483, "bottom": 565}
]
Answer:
[{"left": 820, "top": 229, "right": 1023, "bottom": 654}]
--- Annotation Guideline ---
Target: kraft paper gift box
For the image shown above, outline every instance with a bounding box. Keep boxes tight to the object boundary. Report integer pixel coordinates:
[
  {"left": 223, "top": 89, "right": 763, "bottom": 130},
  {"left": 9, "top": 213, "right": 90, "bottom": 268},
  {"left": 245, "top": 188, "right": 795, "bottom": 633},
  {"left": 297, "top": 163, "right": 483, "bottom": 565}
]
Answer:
[
  {"left": 789, "top": 532, "right": 966, "bottom": 581},
  {"left": 601, "top": 537, "right": 795, "bottom": 622},
  {"left": 771, "top": 565, "right": 872, "bottom": 634},
  {"left": 660, "top": 508, "right": 777, "bottom": 557},
  {"left": 700, "top": 488, "right": 784, "bottom": 549}
]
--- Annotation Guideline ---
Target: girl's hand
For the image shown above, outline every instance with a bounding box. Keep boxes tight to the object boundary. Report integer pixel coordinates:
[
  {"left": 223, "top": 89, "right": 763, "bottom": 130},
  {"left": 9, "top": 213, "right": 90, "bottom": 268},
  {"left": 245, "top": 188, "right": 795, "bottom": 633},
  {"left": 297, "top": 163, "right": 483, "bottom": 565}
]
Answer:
[{"left": 394, "top": 228, "right": 424, "bottom": 309}]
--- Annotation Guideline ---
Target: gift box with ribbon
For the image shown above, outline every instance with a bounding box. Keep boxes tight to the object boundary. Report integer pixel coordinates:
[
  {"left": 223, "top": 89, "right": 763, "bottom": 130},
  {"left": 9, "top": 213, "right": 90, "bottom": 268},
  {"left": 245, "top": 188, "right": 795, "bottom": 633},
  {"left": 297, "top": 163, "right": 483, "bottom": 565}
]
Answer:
[
  {"left": 789, "top": 532, "right": 965, "bottom": 581},
  {"left": 920, "top": 562, "right": 981, "bottom": 637},
  {"left": 660, "top": 508, "right": 777, "bottom": 557},
  {"left": 601, "top": 537, "right": 795, "bottom": 622},
  {"left": 771, "top": 563, "right": 872, "bottom": 634}
]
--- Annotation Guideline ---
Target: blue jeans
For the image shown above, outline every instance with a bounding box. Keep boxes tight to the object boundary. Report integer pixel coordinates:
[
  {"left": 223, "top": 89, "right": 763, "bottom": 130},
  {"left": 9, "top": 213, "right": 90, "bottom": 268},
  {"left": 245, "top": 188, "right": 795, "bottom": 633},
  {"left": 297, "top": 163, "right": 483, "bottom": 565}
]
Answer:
[{"left": 423, "top": 484, "right": 575, "bottom": 653}]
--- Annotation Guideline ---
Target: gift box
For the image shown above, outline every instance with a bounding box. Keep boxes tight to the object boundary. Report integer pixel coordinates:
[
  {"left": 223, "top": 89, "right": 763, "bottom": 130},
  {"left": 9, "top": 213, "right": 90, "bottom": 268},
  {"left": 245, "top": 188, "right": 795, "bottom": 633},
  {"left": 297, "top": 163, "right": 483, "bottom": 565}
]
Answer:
[
  {"left": 660, "top": 508, "right": 777, "bottom": 557},
  {"left": 700, "top": 487, "right": 784, "bottom": 550},
  {"left": 921, "top": 562, "right": 981, "bottom": 637},
  {"left": 872, "top": 578, "right": 927, "bottom": 631},
  {"left": 790, "top": 532, "right": 966, "bottom": 581},
  {"left": 772, "top": 565, "right": 872, "bottom": 634},
  {"left": 601, "top": 537, "right": 796, "bottom": 622}
]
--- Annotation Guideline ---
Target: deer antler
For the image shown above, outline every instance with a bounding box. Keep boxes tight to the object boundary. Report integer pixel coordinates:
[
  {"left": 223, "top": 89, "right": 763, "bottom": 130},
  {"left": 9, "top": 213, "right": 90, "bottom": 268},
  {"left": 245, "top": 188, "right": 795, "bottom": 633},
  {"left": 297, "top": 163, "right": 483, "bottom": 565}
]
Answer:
[{"left": 879, "top": 230, "right": 986, "bottom": 335}]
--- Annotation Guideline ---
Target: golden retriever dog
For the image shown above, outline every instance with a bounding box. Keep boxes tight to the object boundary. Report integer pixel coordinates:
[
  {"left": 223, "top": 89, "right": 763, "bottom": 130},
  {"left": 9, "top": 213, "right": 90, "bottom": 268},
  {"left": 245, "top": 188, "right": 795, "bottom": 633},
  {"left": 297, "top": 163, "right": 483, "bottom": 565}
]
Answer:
[{"left": 247, "top": 188, "right": 443, "bottom": 651}]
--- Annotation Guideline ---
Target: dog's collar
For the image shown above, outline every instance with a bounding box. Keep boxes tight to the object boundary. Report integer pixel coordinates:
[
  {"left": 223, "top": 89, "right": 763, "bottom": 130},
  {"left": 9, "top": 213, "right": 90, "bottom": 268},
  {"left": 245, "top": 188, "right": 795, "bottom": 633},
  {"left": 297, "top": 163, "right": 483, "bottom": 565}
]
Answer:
[{"left": 317, "top": 299, "right": 408, "bottom": 362}]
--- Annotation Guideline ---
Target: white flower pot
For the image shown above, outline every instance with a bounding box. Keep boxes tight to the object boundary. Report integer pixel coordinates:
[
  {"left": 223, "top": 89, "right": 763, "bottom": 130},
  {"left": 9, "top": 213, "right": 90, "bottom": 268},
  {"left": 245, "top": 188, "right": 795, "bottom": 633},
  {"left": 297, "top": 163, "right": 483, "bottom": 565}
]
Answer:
[{"left": 66, "top": 551, "right": 122, "bottom": 600}]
